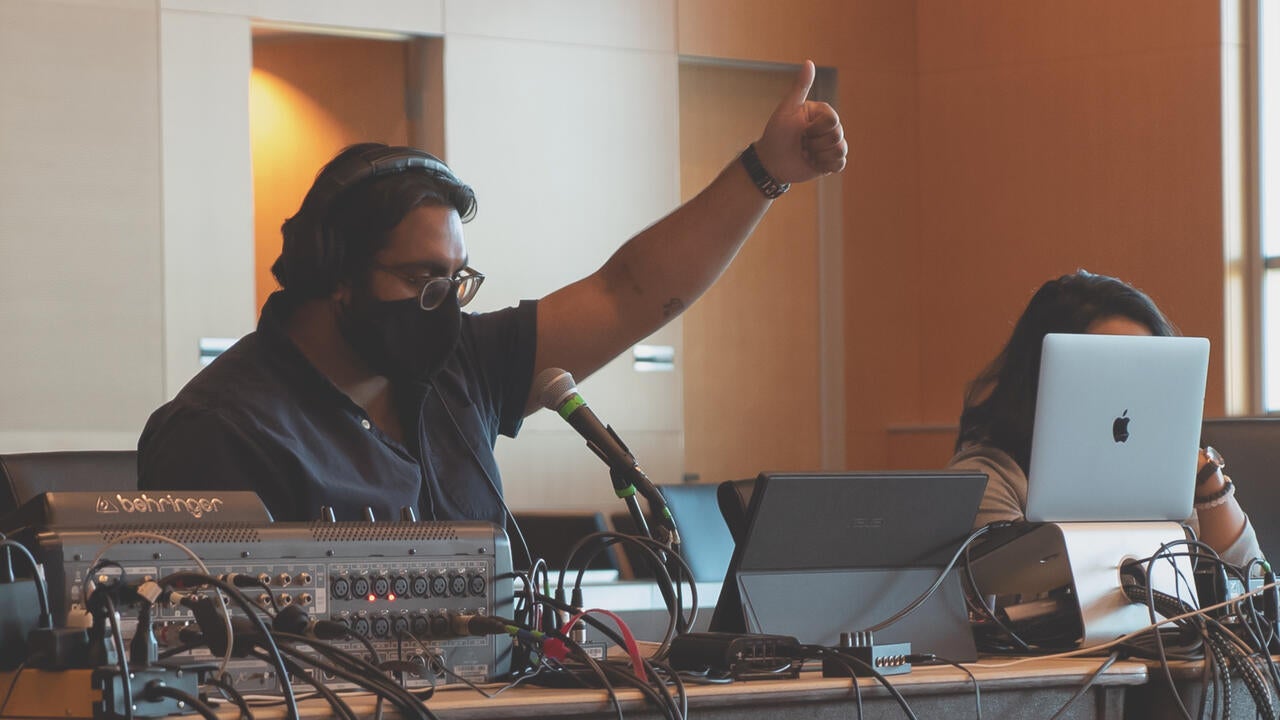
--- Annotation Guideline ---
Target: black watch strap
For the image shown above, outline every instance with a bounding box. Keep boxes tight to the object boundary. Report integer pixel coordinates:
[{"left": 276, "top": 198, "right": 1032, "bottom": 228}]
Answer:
[
  {"left": 1196, "top": 461, "right": 1222, "bottom": 486},
  {"left": 740, "top": 143, "right": 790, "bottom": 199}
]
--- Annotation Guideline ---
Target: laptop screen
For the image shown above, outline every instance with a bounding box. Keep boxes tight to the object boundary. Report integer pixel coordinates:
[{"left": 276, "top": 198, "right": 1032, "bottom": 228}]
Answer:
[{"left": 1025, "top": 333, "right": 1209, "bottom": 523}]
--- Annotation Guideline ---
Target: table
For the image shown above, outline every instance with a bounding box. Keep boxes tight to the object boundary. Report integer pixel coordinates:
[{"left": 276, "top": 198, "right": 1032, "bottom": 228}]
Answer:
[
  {"left": 245, "top": 657, "right": 1146, "bottom": 720},
  {"left": 1125, "top": 657, "right": 1280, "bottom": 720},
  {"left": 0, "top": 656, "right": 1155, "bottom": 719}
]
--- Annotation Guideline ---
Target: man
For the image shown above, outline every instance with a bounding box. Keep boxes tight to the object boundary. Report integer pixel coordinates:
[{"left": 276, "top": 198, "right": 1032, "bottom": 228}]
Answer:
[{"left": 139, "top": 60, "right": 846, "bottom": 522}]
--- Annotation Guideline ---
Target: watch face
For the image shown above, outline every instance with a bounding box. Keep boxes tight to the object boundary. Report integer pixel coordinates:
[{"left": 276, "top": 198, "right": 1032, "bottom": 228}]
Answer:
[{"left": 1204, "top": 445, "right": 1225, "bottom": 469}]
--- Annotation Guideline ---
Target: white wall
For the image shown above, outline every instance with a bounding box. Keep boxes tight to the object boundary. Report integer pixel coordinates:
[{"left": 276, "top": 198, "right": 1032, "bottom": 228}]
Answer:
[
  {"left": 0, "top": 0, "right": 163, "bottom": 451},
  {"left": 160, "top": 9, "right": 256, "bottom": 397},
  {"left": 0, "top": 0, "right": 684, "bottom": 514},
  {"left": 442, "top": 3, "right": 683, "bottom": 511}
]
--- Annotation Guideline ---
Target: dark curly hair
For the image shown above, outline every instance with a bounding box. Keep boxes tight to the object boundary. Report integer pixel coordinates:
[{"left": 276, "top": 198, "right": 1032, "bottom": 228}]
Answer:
[
  {"left": 955, "top": 270, "right": 1177, "bottom": 472},
  {"left": 271, "top": 143, "right": 477, "bottom": 298}
]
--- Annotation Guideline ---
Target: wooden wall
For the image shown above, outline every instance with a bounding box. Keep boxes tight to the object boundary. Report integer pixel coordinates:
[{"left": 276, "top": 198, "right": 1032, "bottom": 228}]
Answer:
[{"left": 678, "top": 0, "right": 1229, "bottom": 471}]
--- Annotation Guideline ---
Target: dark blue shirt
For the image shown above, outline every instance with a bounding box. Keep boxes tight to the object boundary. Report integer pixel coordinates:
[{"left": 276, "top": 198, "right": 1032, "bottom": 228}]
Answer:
[{"left": 138, "top": 291, "right": 537, "bottom": 523}]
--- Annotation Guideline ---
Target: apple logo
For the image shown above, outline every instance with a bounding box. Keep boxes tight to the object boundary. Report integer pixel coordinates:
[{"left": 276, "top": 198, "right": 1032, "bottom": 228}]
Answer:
[{"left": 1112, "top": 409, "right": 1131, "bottom": 443}]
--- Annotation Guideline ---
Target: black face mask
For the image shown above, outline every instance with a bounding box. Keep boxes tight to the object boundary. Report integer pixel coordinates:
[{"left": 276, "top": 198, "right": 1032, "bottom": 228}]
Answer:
[{"left": 338, "top": 288, "right": 461, "bottom": 384}]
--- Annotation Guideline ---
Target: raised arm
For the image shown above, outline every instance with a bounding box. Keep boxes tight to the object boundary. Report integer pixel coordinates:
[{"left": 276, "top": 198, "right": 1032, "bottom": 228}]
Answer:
[{"left": 527, "top": 60, "right": 846, "bottom": 413}]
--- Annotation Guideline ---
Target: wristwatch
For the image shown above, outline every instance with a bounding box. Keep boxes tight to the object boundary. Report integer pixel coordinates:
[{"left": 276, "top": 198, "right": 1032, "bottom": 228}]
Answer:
[
  {"left": 740, "top": 144, "right": 790, "bottom": 199},
  {"left": 1196, "top": 446, "right": 1224, "bottom": 487}
]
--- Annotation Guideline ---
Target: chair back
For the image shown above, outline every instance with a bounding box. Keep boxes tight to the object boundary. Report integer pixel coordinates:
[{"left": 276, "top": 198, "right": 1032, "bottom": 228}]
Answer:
[
  {"left": 510, "top": 510, "right": 622, "bottom": 577},
  {"left": 1201, "top": 417, "right": 1280, "bottom": 561},
  {"left": 0, "top": 450, "right": 138, "bottom": 520},
  {"left": 659, "top": 482, "right": 736, "bottom": 583}
]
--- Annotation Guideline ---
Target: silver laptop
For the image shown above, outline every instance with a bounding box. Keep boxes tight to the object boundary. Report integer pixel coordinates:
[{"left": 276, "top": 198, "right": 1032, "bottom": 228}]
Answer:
[{"left": 1024, "top": 333, "right": 1210, "bottom": 523}]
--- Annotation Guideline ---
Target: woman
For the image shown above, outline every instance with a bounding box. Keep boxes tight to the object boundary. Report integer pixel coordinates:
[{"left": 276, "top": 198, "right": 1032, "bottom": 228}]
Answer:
[{"left": 949, "top": 270, "right": 1262, "bottom": 566}]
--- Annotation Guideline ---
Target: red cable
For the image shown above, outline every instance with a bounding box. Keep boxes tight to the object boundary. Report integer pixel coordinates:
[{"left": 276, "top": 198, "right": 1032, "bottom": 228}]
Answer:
[{"left": 561, "top": 607, "right": 646, "bottom": 678}]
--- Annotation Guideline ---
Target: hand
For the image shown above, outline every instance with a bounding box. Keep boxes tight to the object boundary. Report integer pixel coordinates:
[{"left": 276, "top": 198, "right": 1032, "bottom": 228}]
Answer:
[{"left": 754, "top": 59, "right": 848, "bottom": 184}]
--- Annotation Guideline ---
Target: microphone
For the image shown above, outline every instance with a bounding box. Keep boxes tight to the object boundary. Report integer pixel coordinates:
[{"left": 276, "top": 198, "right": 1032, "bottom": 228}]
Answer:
[{"left": 535, "top": 368, "right": 680, "bottom": 546}]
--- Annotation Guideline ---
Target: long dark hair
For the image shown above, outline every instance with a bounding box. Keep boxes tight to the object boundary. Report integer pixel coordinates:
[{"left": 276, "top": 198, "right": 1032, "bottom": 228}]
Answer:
[{"left": 955, "top": 270, "right": 1177, "bottom": 472}]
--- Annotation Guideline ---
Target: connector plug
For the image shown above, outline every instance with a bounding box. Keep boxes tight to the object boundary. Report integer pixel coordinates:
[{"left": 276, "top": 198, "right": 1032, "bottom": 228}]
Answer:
[{"left": 822, "top": 641, "right": 912, "bottom": 678}]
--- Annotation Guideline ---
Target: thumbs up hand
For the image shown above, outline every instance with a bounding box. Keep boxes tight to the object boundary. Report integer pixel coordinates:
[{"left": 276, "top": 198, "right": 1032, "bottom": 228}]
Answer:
[{"left": 754, "top": 60, "right": 847, "bottom": 185}]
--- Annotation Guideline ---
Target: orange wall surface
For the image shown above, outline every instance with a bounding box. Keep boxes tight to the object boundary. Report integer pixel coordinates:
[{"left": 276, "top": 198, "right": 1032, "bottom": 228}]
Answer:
[
  {"left": 250, "top": 36, "right": 411, "bottom": 310},
  {"left": 678, "top": 0, "right": 1227, "bottom": 470}
]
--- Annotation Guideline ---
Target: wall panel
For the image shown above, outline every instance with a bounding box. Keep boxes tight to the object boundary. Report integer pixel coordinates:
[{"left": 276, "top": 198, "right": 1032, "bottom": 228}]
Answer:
[
  {"left": 161, "top": 9, "right": 257, "bottom": 398},
  {"left": 916, "top": 6, "right": 1225, "bottom": 432},
  {"left": 443, "top": 28, "right": 681, "bottom": 511},
  {"left": 0, "top": 0, "right": 163, "bottom": 451}
]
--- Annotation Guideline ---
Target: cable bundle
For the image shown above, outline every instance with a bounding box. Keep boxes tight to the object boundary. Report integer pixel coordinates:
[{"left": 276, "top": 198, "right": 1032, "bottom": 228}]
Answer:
[
  {"left": 1121, "top": 541, "right": 1280, "bottom": 720},
  {"left": 503, "top": 529, "right": 700, "bottom": 720}
]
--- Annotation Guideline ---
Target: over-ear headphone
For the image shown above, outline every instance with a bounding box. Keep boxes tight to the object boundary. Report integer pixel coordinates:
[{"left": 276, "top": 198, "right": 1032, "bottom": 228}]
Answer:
[{"left": 275, "top": 144, "right": 473, "bottom": 297}]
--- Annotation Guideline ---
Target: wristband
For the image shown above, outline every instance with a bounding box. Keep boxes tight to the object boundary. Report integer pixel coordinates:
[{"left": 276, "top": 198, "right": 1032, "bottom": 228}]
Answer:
[
  {"left": 1194, "top": 478, "right": 1234, "bottom": 511},
  {"left": 740, "top": 143, "right": 789, "bottom": 199},
  {"left": 1196, "top": 446, "right": 1224, "bottom": 486}
]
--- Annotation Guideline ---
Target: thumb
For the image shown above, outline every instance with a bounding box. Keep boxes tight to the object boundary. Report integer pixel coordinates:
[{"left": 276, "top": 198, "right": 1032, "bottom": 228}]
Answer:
[{"left": 780, "top": 59, "right": 816, "bottom": 108}]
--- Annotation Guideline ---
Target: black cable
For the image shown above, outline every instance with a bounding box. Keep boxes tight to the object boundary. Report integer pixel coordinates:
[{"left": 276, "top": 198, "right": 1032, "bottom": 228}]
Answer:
[
  {"left": 275, "top": 646, "right": 405, "bottom": 719},
  {"left": 600, "top": 533, "right": 692, "bottom": 650},
  {"left": 599, "top": 532, "right": 696, "bottom": 651},
  {"left": 866, "top": 524, "right": 992, "bottom": 632},
  {"left": 908, "top": 653, "right": 980, "bottom": 720},
  {"left": 102, "top": 596, "right": 134, "bottom": 720},
  {"left": 1203, "top": 628, "right": 1233, "bottom": 720},
  {"left": 394, "top": 631, "right": 442, "bottom": 700},
  {"left": 535, "top": 591, "right": 643, "bottom": 665},
  {"left": 633, "top": 658, "right": 682, "bottom": 720},
  {"left": 0, "top": 661, "right": 27, "bottom": 717},
  {"left": 528, "top": 636, "right": 624, "bottom": 720},
  {"left": 248, "top": 648, "right": 357, "bottom": 720},
  {"left": 1210, "top": 622, "right": 1274, "bottom": 717},
  {"left": 1046, "top": 651, "right": 1119, "bottom": 720},
  {"left": 1139, "top": 542, "right": 1280, "bottom": 719},
  {"left": 961, "top": 540, "right": 1034, "bottom": 653},
  {"left": 1140, "top": 545, "right": 1195, "bottom": 720},
  {"left": 245, "top": 576, "right": 281, "bottom": 614},
  {"left": 142, "top": 683, "right": 219, "bottom": 720},
  {"left": 341, "top": 625, "right": 381, "bottom": 665},
  {"left": 158, "top": 572, "right": 298, "bottom": 720},
  {"left": 559, "top": 530, "right": 696, "bottom": 650},
  {"left": 434, "top": 384, "right": 534, "bottom": 569},
  {"left": 159, "top": 643, "right": 199, "bottom": 660},
  {"left": 270, "top": 632, "right": 432, "bottom": 720},
  {"left": 206, "top": 674, "right": 255, "bottom": 720},
  {"left": 801, "top": 645, "right": 916, "bottom": 720},
  {"left": 1124, "top": 550, "right": 1199, "bottom": 720},
  {"left": 647, "top": 658, "right": 689, "bottom": 720},
  {"left": 1126, "top": 543, "right": 1280, "bottom": 720},
  {"left": 260, "top": 646, "right": 377, "bottom": 720},
  {"left": 597, "top": 660, "right": 678, "bottom": 720},
  {"left": 1195, "top": 641, "right": 1213, "bottom": 720},
  {"left": 501, "top": 616, "right": 624, "bottom": 720}
]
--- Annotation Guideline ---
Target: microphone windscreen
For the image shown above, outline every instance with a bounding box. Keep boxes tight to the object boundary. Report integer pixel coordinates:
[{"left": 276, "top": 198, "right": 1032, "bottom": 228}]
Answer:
[{"left": 535, "top": 367, "right": 577, "bottom": 411}]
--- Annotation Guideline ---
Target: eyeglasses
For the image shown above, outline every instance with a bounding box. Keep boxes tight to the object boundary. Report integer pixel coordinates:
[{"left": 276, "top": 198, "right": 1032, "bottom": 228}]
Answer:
[{"left": 371, "top": 263, "right": 486, "bottom": 311}]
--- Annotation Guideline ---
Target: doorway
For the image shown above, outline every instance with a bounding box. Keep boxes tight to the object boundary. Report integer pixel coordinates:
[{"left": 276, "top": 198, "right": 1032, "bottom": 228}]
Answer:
[
  {"left": 249, "top": 28, "right": 443, "bottom": 310},
  {"left": 679, "top": 61, "right": 843, "bottom": 486}
]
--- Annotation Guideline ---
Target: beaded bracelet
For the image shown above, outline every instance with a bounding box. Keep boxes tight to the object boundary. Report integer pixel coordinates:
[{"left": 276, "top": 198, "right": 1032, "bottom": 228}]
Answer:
[{"left": 1194, "top": 478, "right": 1234, "bottom": 511}]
